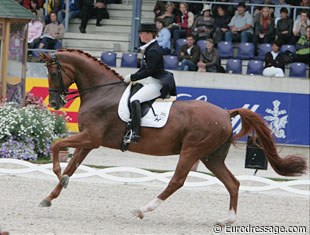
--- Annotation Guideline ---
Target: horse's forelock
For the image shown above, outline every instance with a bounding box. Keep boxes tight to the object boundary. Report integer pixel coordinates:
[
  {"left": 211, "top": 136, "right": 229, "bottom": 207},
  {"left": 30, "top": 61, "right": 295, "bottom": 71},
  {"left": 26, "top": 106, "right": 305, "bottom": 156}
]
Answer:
[{"left": 57, "top": 49, "right": 124, "bottom": 80}]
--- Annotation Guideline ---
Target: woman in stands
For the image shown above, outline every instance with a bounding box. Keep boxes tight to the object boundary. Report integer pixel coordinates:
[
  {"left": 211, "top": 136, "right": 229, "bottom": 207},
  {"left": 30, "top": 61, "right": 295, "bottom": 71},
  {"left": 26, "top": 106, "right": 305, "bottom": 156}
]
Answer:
[
  {"left": 275, "top": 7, "right": 293, "bottom": 45},
  {"left": 254, "top": 7, "right": 275, "bottom": 55},
  {"left": 155, "top": 18, "right": 171, "bottom": 55},
  {"left": 197, "top": 39, "right": 220, "bottom": 73},
  {"left": 192, "top": 4, "right": 214, "bottom": 42},
  {"left": 123, "top": 23, "right": 176, "bottom": 143},
  {"left": 213, "top": 6, "right": 231, "bottom": 45},
  {"left": 156, "top": 1, "right": 176, "bottom": 30}
]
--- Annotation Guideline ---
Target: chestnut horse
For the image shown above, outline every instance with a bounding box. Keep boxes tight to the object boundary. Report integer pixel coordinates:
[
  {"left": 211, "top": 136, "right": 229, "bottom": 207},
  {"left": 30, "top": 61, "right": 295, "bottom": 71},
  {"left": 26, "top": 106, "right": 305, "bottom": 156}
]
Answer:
[{"left": 39, "top": 49, "right": 307, "bottom": 225}]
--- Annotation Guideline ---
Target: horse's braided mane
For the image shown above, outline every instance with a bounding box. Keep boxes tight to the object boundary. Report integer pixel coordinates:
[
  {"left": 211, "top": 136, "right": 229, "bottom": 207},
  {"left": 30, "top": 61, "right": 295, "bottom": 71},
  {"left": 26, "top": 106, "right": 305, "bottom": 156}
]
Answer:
[{"left": 58, "top": 49, "right": 124, "bottom": 80}]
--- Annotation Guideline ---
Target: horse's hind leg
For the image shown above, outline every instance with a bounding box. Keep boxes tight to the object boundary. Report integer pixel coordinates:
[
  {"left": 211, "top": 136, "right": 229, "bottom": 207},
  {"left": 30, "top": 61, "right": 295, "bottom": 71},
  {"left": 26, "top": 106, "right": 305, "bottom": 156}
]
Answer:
[
  {"left": 201, "top": 140, "right": 240, "bottom": 225},
  {"left": 132, "top": 150, "right": 200, "bottom": 219}
]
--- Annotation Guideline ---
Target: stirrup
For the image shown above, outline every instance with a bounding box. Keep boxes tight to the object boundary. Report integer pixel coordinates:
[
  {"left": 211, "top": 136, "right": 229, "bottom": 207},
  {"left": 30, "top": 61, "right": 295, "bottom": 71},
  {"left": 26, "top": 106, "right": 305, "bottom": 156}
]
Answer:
[{"left": 123, "top": 129, "right": 133, "bottom": 144}]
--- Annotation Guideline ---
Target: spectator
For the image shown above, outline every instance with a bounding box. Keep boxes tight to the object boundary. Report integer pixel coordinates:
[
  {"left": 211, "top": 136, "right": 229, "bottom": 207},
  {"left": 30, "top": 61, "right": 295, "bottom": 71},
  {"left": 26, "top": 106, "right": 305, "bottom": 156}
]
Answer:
[
  {"left": 212, "top": 0, "right": 234, "bottom": 18},
  {"left": 254, "top": 7, "right": 275, "bottom": 54},
  {"left": 295, "top": 25, "right": 310, "bottom": 66},
  {"left": 171, "top": 3, "right": 194, "bottom": 47},
  {"left": 79, "top": 0, "right": 109, "bottom": 34},
  {"left": 263, "top": 40, "right": 286, "bottom": 77},
  {"left": 296, "top": 0, "right": 310, "bottom": 16},
  {"left": 157, "top": 1, "right": 176, "bottom": 30},
  {"left": 292, "top": 10, "right": 310, "bottom": 43},
  {"left": 213, "top": 6, "right": 231, "bottom": 45},
  {"left": 21, "top": 0, "right": 31, "bottom": 9},
  {"left": 30, "top": 0, "right": 45, "bottom": 25},
  {"left": 153, "top": 1, "right": 167, "bottom": 18},
  {"left": 43, "top": 0, "right": 63, "bottom": 25},
  {"left": 28, "top": 11, "right": 44, "bottom": 50},
  {"left": 192, "top": 4, "right": 214, "bottom": 41},
  {"left": 275, "top": 7, "right": 293, "bottom": 45},
  {"left": 57, "top": 0, "right": 80, "bottom": 26},
  {"left": 225, "top": 2, "right": 254, "bottom": 43},
  {"left": 274, "top": 0, "right": 291, "bottom": 23},
  {"left": 178, "top": 34, "right": 200, "bottom": 71},
  {"left": 38, "top": 12, "right": 64, "bottom": 49},
  {"left": 156, "top": 18, "right": 171, "bottom": 55},
  {"left": 197, "top": 39, "right": 220, "bottom": 73}
]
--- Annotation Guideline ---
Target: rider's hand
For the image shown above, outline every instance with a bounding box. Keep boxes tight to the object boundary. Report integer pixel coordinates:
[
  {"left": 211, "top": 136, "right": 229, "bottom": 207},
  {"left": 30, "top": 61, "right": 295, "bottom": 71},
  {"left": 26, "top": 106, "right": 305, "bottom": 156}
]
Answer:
[{"left": 124, "top": 74, "right": 132, "bottom": 84}]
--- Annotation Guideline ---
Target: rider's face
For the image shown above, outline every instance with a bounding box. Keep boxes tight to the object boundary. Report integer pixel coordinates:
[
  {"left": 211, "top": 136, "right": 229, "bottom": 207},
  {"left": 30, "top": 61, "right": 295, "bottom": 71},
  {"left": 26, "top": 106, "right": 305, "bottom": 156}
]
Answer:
[{"left": 139, "top": 32, "right": 153, "bottom": 43}]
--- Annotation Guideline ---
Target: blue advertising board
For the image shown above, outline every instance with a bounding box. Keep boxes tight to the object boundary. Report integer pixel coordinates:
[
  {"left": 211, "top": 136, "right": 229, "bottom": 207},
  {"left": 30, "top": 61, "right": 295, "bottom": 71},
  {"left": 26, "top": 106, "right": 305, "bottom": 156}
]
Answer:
[{"left": 177, "top": 86, "right": 310, "bottom": 146}]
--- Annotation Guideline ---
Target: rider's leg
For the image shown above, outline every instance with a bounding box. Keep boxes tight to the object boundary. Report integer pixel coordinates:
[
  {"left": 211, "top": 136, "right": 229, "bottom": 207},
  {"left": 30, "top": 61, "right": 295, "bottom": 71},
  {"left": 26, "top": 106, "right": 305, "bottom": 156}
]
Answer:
[{"left": 129, "top": 100, "right": 141, "bottom": 142}]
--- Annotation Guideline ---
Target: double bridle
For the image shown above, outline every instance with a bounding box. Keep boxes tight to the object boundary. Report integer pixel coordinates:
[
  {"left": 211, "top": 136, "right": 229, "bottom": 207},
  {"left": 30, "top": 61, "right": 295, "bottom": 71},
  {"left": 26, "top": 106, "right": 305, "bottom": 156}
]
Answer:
[{"left": 46, "top": 53, "right": 125, "bottom": 103}]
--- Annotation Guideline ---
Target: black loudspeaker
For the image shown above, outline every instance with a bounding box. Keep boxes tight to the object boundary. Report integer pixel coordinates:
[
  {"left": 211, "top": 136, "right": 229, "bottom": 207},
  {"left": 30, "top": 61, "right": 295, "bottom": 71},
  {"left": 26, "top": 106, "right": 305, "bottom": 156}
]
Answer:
[{"left": 245, "top": 136, "right": 268, "bottom": 170}]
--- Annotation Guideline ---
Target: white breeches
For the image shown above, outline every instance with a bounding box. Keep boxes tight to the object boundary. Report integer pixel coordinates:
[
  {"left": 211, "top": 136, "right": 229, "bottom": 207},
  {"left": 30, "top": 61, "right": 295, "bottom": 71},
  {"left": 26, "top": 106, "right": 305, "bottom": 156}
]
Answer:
[
  {"left": 130, "top": 77, "right": 163, "bottom": 103},
  {"left": 263, "top": 66, "right": 285, "bottom": 77}
]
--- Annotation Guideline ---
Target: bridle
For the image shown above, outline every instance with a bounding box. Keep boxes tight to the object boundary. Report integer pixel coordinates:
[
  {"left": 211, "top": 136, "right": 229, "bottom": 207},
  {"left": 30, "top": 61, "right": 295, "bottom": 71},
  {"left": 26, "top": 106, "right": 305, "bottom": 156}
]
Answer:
[{"left": 46, "top": 53, "right": 125, "bottom": 104}]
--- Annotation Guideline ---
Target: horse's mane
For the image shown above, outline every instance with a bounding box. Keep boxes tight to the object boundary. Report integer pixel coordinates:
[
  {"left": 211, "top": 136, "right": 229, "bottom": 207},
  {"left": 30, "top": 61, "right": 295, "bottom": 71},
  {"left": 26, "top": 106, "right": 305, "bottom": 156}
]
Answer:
[{"left": 58, "top": 49, "right": 124, "bottom": 80}]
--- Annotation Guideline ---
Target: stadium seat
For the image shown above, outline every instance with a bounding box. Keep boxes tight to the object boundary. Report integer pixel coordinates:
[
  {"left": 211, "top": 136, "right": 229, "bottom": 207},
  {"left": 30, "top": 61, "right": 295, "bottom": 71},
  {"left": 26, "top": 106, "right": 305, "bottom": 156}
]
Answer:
[
  {"left": 289, "top": 62, "right": 307, "bottom": 78},
  {"left": 280, "top": 44, "right": 296, "bottom": 54},
  {"left": 247, "top": 60, "right": 264, "bottom": 75},
  {"left": 101, "top": 51, "right": 117, "bottom": 67},
  {"left": 175, "top": 38, "right": 187, "bottom": 55},
  {"left": 226, "top": 59, "right": 242, "bottom": 74},
  {"left": 237, "top": 42, "right": 254, "bottom": 60},
  {"left": 121, "top": 53, "right": 138, "bottom": 68},
  {"left": 257, "top": 43, "right": 272, "bottom": 60},
  {"left": 197, "top": 40, "right": 206, "bottom": 53},
  {"left": 217, "top": 41, "right": 234, "bottom": 59},
  {"left": 163, "top": 55, "right": 179, "bottom": 70}
]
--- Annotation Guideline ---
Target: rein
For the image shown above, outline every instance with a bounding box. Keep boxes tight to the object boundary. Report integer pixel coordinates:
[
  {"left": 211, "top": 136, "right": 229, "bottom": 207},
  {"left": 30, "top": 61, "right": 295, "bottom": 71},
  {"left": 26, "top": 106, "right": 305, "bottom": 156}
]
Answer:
[{"left": 46, "top": 53, "right": 125, "bottom": 103}]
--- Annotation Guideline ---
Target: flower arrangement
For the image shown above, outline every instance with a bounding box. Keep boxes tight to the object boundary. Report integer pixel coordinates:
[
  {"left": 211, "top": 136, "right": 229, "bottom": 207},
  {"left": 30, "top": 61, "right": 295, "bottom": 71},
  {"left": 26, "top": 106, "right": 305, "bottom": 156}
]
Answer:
[{"left": 0, "top": 93, "right": 69, "bottom": 161}]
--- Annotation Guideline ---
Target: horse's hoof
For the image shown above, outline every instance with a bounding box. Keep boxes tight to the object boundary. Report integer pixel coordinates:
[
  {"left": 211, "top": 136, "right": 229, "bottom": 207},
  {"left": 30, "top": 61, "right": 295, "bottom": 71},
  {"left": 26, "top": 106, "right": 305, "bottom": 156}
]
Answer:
[
  {"left": 131, "top": 209, "right": 144, "bottom": 219},
  {"left": 39, "top": 199, "right": 52, "bottom": 207},
  {"left": 215, "top": 218, "right": 235, "bottom": 226},
  {"left": 60, "top": 174, "right": 70, "bottom": 188}
]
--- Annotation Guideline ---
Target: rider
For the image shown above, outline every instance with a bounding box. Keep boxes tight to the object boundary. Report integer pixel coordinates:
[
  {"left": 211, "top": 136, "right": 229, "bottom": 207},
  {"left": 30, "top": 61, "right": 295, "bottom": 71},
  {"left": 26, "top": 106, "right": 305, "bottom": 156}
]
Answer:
[{"left": 124, "top": 23, "right": 177, "bottom": 143}]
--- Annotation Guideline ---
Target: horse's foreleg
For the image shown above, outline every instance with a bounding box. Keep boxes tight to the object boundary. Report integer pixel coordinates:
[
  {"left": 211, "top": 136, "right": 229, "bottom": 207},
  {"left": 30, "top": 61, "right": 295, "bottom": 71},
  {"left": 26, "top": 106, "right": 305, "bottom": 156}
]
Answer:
[
  {"left": 201, "top": 152, "right": 239, "bottom": 225},
  {"left": 132, "top": 153, "right": 199, "bottom": 219}
]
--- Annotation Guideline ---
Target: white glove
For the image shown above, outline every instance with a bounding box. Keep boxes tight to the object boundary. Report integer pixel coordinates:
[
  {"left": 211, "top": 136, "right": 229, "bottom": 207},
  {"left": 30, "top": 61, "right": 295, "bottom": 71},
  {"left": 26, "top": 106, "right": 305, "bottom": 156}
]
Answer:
[{"left": 124, "top": 74, "right": 132, "bottom": 84}]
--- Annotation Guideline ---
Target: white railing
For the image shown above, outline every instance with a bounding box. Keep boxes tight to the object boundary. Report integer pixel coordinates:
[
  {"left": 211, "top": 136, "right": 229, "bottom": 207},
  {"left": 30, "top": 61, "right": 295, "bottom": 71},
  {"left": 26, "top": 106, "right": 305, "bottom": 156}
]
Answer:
[{"left": 0, "top": 159, "right": 309, "bottom": 196}]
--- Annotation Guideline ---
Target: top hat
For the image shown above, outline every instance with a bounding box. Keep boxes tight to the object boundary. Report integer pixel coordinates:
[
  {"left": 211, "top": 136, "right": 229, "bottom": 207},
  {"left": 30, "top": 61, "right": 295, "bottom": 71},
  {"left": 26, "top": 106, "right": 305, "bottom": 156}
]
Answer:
[
  {"left": 138, "top": 23, "right": 158, "bottom": 33},
  {"left": 237, "top": 2, "right": 246, "bottom": 8}
]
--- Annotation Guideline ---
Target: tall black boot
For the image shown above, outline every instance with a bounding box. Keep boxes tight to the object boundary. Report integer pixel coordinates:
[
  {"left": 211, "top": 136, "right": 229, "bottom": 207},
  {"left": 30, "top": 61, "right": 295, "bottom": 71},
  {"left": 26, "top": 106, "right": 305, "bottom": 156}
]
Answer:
[{"left": 130, "top": 100, "right": 141, "bottom": 142}]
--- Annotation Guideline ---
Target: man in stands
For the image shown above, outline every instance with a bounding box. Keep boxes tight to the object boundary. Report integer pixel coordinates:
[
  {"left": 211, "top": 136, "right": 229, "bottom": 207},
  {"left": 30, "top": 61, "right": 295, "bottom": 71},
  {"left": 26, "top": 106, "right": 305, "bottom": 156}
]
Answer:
[
  {"left": 295, "top": 25, "right": 310, "bottom": 67},
  {"left": 292, "top": 10, "right": 310, "bottom": 43},
  {"left": 225, "top": 2, "right": 253, "bottom": 43},
  {"left": 178, "top": 34, "right": 200, "bottom": 71},
  {"left": 263, "top": 40, "right": 286, "bottom": 77}
]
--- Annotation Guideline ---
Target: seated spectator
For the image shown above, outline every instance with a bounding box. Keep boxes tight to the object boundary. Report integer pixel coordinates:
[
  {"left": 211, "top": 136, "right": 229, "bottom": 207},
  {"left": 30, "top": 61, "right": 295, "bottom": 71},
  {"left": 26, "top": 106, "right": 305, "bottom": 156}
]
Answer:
[
  {"left": 156, "top": 18, "right": 171, "bottom": 55},
  {"left": 275, "top": 7, "right": 293, "bottom": 45},
  {"left": 212, "top": 0, "right": 234, "bottom": 18},
  {"left": 197, "top": 39, "right": 220, "bottom": 73},
  {"left": 292, "top": 10, "right": 310, "bottom": 43},
  {"left": 28, "top": 11, "right": 44, "bottom": 50},
  {"left": 263, "top": 40, "right": 285, "bottom": 77},
  {"left": 178, "top": 34, "right": 200, "bottom": 71},
  {"left": 157, "top": 1, "right": 176, "bottom": 30},
  {"left": 254, "top": 7, "right": 275, "bottom": 54},
  {"left": 30, "top": 0, "right": 45, "bottom": 25},
  {"left": 43, "top": 0, "right": 63, "bottom": 25},
  {"left": 225, "top": 2, "right": 254, "bottom": 43},
  {"left": 153, "top": 1, "right": 166, "bottom": 18},
  {"left": 296, "top": 0, "right": 310, "bottom": 17},
  {"left": 79, "top": 0, "right": 109, "bottom": 34},
  {"left": 57, "top": 0, "right": 80, "bottom": 26},
  {"left": 213, "top": 6, "right": 231, "bottom": 45},
  {"left": 274, "top": 0, "right": 291, "bottom": 23},
  {"left": 192, "top": 4, "right": 214, "bottom": 41},
  {"left": 171, "top": 3, "right": 194, "bottom": 47},
  {"left": 21, "top": 0, "right": 31, "bottom": 9},
  {"left": 38, "top": 12, "right": 64, "bottom": 49},
  {"left": 295, "top": 25, "right": 310, "bottom": 66}
]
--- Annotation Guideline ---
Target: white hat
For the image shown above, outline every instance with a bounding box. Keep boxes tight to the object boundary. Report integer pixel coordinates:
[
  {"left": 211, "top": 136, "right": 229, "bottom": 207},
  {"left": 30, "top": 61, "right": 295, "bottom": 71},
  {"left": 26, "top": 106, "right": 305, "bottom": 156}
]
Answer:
[{"left": 202, "top": 4, "right": 211, "bottom": 12}]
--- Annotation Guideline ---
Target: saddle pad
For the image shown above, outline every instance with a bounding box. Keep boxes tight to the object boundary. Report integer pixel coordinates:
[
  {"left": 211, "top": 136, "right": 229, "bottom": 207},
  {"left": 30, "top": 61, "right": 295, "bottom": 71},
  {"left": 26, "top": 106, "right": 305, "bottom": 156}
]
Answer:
[{"left": 118, "top": 84, "right": 173, "bottom": 128}]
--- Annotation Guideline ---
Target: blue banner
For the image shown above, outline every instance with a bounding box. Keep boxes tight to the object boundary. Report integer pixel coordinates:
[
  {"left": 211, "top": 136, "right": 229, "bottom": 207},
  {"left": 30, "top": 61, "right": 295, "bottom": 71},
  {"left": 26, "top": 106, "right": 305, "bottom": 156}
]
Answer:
[{"left": 177, "top": 86, "right": 310, "bottom": 146}]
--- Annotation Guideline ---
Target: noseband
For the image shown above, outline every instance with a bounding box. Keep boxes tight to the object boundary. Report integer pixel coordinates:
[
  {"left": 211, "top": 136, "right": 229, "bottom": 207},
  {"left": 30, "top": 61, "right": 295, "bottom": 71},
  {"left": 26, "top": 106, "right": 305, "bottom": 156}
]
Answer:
[{"left": 45, "top": 53, "right": 125, "bottom": 103}]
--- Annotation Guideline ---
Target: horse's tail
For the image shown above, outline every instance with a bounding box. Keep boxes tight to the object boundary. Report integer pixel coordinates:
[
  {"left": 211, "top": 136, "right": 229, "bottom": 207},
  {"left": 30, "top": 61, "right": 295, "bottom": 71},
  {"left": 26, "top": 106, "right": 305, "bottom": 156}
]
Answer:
[{"left": 229, "top": 108, "right": 308, "bottom": 176}]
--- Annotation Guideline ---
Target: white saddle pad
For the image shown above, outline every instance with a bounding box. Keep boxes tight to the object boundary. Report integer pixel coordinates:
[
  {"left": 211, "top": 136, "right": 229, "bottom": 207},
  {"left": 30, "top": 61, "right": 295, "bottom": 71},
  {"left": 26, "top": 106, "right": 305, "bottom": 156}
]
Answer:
[{"left": 118, "top": 84, "right": 174, "bottom": 128}]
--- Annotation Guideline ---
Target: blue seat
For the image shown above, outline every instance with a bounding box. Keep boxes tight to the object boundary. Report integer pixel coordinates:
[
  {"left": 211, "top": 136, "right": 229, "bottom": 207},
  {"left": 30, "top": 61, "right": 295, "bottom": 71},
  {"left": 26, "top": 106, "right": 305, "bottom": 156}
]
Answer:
[
  {"left": 101, "top": 51, "right": 117, "bottom": 67},
  {"left": 175, "top": 38, "right": 187, "bottom": 55},
  {"left": 257, "top": 43, "right": 272, "bottom": 60},
  {"left": 280, "top": 44, "right": 296, "bottom": 54},
  {"left": 289, "top": 62, "right": 307, "bottom": 78},
  {"left": 217, "top": 41, "right": 234, "bottom": 59},
  {"left": 197, "top": 40, "right": 206, "bottom": 53},
  {"left": 121, "top": 53, "right": 138, "bottom": 68},
  {"left": 237, "top": 42, "right": 254, "bottom": 60},
  {"left": 226, "top": 59, "right": 242, "bottom": 74},
  {"left": 163, "top": 55, "right": 179, "bottom": 70},
  {"left": 247, "top": 60, "right": 264, "bottom": 75}
]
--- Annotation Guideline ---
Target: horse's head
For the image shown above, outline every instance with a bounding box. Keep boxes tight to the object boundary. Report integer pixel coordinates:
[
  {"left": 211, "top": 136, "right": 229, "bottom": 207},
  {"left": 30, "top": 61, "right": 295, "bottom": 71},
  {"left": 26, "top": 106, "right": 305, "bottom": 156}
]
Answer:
[{"left": 40, "top": 52, "right": 75, "bottom": 110}]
